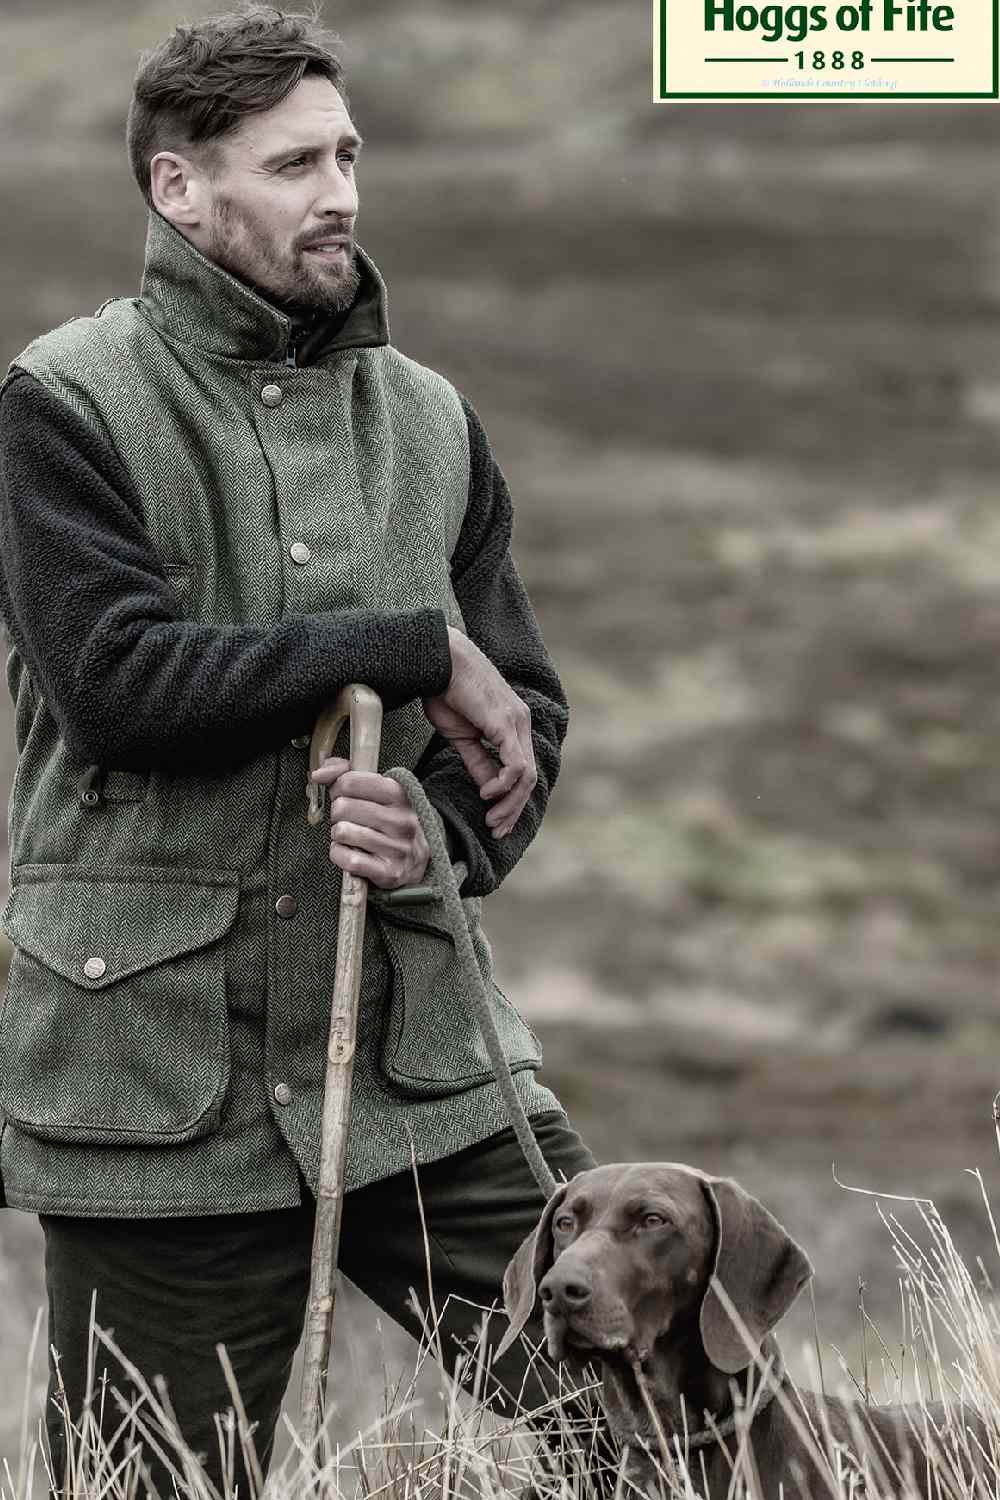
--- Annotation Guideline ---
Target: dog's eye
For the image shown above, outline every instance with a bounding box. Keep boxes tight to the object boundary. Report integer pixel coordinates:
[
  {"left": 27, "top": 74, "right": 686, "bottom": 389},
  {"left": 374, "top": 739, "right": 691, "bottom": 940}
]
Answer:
[
  {"left": 640, "top": 1212, "right": 667, "bottom": 1229},
  {"left": 554, "top": 1213, "right": 575, "bottom": 1233}
]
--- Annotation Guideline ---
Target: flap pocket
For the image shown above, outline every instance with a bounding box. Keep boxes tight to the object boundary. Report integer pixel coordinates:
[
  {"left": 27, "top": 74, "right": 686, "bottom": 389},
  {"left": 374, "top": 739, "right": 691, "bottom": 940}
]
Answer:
[
  {"left": 3, "top": 864, "right": 239, "bottom": 986},
  {"left": 375, "top": 897, "right": 542, "bottom": 1099},
  {"left": 0, "top": 864, "right": 239, "bottom": 1145}
]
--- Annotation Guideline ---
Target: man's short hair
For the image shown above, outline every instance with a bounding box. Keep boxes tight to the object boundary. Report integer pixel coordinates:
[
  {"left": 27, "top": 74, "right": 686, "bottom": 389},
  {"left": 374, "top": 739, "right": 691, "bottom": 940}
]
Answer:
[{"left": 126, "top": 3, "right": 347, "bottom": 207}]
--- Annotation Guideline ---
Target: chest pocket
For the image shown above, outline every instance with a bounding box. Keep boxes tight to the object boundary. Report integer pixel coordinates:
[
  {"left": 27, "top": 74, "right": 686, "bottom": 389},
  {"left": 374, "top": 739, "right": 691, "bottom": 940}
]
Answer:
[{"left": 0, "top": 863, "right": 239, "bottom": 1145}]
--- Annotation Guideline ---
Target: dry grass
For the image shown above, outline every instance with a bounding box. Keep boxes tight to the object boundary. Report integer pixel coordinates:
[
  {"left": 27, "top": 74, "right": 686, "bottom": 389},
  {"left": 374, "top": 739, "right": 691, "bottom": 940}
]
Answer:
[
  {"left": 8, "top": 1148, "right": 1000, "bottom": 1500},
  {"left": 4, "top": 1303, "right": 613, "bottom": 1500}
]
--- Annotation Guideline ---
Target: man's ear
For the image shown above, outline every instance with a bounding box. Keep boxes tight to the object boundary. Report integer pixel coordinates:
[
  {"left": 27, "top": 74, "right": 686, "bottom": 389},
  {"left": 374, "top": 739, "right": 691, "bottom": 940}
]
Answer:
[
  {"left": 149, "top": 150, "right": 211, "bottom": 230},
  {"left": 698, "top": 1176, "right": 813, "bottom": 1375},
  {"left": 495, "top": 1182, "right": 569, "bottom": 1359}
]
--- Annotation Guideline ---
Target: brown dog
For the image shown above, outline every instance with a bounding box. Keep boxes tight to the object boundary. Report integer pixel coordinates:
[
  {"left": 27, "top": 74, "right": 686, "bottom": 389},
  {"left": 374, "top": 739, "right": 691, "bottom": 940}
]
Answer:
[{"left": 499, "top": 1164, "right": 990, "bottom": 1499}]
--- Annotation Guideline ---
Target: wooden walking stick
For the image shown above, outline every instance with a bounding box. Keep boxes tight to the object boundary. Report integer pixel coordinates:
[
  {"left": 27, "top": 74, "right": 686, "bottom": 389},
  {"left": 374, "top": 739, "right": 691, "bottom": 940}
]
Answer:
[{"left": 300, "top": 683, "right": 383, "bottom": 1458}]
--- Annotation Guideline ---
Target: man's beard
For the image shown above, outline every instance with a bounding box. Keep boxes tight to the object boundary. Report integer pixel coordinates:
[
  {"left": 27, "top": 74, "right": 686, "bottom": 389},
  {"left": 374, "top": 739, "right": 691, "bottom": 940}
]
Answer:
[{"left": 207, "top": 194, "right": 361, "bottom": 315}]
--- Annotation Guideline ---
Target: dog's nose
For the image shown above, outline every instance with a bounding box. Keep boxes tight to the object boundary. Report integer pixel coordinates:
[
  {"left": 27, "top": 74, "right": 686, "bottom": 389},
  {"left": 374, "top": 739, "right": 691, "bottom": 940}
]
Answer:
[{"left": 539, "top": 1264, "right": 593, "bottom": 1312}]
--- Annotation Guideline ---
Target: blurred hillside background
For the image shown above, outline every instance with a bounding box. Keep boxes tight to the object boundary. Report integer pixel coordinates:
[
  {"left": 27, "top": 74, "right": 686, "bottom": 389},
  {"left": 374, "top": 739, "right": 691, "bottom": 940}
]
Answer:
[{"left": 4, "top": 0, "right": 1000, "bottom": 1471}]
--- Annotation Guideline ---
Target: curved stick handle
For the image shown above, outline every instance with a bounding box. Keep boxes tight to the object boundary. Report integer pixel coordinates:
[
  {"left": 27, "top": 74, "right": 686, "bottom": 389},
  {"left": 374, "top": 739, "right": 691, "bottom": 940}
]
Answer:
[{"left": 305, "top": 683, "right": 383, "bottom": 824}]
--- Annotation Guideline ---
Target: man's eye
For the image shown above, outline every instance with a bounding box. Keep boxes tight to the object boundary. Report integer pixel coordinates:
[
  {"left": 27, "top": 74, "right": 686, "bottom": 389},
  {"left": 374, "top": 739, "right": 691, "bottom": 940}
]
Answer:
[
  {"left": 338, "top": 152, "right": 357, "bottom": 166},
  {"left": 282, "top": 156, "right": 309, "bottom": 170},
  {"left": 554, "top": 1214, "right": 575, "bottom": 1233}
]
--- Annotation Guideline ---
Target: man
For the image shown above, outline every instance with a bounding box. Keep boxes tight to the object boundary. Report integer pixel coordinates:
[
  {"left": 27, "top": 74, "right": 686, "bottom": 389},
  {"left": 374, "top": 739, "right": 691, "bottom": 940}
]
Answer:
[{"left": 0, "top": 4, "right": 601, "bottom": 1492}]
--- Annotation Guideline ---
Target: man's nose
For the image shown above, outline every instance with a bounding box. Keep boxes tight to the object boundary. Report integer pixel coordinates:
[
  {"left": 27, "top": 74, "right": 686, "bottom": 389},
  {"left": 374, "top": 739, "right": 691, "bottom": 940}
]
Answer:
[
  {"left": 314, "top": 164, "right": 358, "bottom": 218},
  {"left": 539, "top": 1260, "right": 593, "bottom": 1315}
]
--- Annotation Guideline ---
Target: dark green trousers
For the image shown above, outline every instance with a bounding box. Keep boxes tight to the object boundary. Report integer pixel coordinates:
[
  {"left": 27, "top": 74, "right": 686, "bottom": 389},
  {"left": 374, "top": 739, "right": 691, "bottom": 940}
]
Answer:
[{"left": 41, "top": 1111, "right": 602, "bottom": 1497}]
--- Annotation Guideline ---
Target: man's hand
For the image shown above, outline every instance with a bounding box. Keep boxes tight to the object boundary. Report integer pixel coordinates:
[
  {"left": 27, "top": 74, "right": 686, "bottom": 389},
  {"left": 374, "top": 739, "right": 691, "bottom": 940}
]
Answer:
[
  {"left": 309, "top": 758, "right": 430, "bottom": 889},
  {"left": 422, "top": 628, "right": 537, "bottom": 840}
]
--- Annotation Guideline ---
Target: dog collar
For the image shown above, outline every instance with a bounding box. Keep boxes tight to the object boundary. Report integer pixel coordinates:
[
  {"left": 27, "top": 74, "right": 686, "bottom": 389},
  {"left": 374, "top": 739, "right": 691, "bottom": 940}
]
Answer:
[
  {"left": 675, "top": 1349, "right": 787, "bottom": 1450},
  {"left": 628, "top": 1347, "right": 787, "bottom": 1458}
]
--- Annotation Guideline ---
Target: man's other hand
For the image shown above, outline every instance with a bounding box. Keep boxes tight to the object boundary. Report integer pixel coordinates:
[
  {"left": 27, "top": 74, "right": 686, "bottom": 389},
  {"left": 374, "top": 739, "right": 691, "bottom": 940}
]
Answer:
[
  {"left": 422, "top": 628, "right": 538, "bottom": 841},
  {"left": 309, "top": 759, "right": 430, "bottom": 888}
]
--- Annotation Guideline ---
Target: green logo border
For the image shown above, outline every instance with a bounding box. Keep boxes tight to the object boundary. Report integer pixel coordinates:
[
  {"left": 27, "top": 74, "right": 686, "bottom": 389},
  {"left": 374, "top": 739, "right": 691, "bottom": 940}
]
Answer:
[{"left": 654, "top": 0, "right": 998, "bottom": 98}]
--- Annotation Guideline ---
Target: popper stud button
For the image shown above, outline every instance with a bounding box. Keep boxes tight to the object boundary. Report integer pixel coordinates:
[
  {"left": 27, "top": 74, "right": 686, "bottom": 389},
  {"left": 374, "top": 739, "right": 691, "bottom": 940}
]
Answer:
[
  {"left": 83, "top": 957, "right": 106, "bottom": 980},
  {"left": 274, "top": 1082, "right": 292, "bottom": 1106}
]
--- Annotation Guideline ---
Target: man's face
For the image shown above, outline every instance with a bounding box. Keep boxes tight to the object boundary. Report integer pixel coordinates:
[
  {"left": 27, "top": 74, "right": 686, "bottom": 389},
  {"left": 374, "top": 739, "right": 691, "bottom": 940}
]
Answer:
[{"left": 193, "top": 75, "right": 362, "bottom": 313}]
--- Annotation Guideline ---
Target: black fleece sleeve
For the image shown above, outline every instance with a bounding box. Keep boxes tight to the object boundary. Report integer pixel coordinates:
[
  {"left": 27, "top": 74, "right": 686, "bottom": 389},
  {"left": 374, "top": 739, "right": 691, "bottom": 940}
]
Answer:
[
  {"left": 417, "top": 397, "right": 569, "bottom": 897},
  {"left": 0, "top": 369, "right": 452, "bottom": 774}
]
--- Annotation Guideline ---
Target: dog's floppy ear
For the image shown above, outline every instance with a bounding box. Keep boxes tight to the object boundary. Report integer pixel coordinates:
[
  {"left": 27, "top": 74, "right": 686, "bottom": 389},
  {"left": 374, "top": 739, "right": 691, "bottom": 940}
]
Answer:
[
  {"left": 698, "top": 1176, "right": 813, "bottom": 1375},
  {"left": 495, "top": 1181, "right": 569, "bottom": 1359}
]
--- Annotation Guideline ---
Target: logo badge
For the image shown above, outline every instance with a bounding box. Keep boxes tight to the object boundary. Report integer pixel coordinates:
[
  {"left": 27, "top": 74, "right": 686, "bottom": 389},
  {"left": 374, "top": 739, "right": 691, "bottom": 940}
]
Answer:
[{"left": 654, "top": 0, "right": 997, "bottom": 97}]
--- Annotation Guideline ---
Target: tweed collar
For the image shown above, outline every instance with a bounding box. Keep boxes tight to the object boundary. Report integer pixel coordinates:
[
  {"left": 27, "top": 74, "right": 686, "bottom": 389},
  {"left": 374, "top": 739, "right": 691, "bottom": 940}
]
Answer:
[{"left": 138, "top": 209, "right": 390, "bottom": 364}]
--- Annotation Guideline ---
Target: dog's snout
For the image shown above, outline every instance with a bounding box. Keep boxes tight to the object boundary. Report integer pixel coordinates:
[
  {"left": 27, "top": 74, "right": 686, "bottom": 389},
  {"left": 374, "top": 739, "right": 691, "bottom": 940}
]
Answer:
[{"left": 539, "top": 1262, "right": 593, "bottom": 1312}]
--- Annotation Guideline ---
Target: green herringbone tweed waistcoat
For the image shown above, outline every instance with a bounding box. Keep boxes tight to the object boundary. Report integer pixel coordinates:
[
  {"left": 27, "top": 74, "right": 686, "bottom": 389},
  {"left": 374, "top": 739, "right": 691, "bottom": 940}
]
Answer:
[{"left": 0, "top": 211, "right": 556, "bottom": 1215}]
